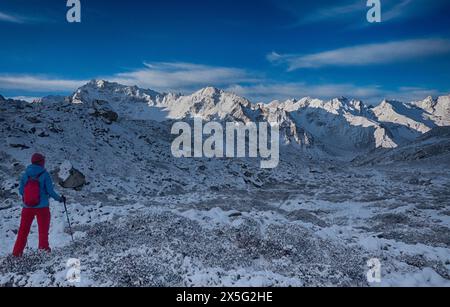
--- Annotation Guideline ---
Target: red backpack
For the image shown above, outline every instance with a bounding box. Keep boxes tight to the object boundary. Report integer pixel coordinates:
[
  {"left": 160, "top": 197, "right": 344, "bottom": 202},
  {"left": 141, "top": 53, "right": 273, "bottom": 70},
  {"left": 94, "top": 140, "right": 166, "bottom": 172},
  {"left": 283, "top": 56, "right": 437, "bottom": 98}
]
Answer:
[{"left": 23, "top": 171, "right": 45, "bottom": 207}]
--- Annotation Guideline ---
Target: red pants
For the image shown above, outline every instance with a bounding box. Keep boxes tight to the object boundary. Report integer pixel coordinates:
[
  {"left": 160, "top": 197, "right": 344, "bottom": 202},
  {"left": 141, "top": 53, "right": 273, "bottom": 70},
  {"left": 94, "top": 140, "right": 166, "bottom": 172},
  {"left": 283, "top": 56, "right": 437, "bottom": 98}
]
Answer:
[{"left": 13, "top": 208, "right": 51, "bottom": 257}]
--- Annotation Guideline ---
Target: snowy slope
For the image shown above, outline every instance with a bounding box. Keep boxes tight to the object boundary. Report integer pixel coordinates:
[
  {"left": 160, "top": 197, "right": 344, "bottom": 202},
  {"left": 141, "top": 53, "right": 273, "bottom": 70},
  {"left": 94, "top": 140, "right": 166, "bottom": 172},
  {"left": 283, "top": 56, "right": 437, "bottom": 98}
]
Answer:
[
  {"left": 284, "top": 97, "right": 397, "bottom": 152},
  {"left": 411, "top": 96, "right": 450, "bottom": 126},
  {"left": 354, "top": 126, "right": 450, "bottom": 166},
  {"left": 372, "top": 100, "right": 434, "bottom": 144},
  {"left": 69, "top": 80, "right": 168, "bottom": 121}
]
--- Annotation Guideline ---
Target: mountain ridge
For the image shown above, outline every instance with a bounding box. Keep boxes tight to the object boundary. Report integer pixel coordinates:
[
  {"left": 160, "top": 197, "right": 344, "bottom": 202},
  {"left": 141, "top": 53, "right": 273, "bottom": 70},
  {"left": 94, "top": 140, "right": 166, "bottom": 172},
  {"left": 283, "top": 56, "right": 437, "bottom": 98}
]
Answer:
[{"left": 4, "top": 79, "right": 450, "bottom": 157}]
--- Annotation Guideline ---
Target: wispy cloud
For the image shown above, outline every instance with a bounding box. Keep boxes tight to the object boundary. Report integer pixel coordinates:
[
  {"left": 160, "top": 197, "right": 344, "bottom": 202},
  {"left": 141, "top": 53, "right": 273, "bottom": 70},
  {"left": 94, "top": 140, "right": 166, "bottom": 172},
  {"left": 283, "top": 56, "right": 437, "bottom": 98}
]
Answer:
[
  {"left": 227, "top": 82, "right": 383, "bottom": 102},
  {"left": 0, "top": 11, "right": 25, "bottom": 23},
  {"left": 0, "top": 62, "right": 445, "bottom": 105},
  {"left": 0, "top": 74, "right": 87, "bottom": 92},
  {"left": 300, "top": 0, "right": 364, "bottom": 24},
  {"left": 108, "top": 62, "right": 260, "bottom": 93},
  {"left": 227, "top": 82, "right": 441, "bottom": 105},
  {"left": 0, "top": 62, "right": 259, "bottom": 94},
  {"left": 269, "top": 38, "right": 450, "bottom": 70},
  {"left": 281, "top": 0, "right": 432, "bottom": 28},
  {"left": 382, "top": 0, "right": 414, "bottom": 22},
  {"left": 0, "top": 9, "right": 55, "bottom": 24}
]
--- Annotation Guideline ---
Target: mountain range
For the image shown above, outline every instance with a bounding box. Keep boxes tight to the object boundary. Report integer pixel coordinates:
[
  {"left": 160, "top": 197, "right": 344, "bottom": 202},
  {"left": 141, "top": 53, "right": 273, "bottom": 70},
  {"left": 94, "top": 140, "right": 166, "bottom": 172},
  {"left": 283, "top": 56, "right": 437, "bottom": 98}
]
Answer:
[{"left": 34, "top": 80, "right": 450, "bottom": 157}]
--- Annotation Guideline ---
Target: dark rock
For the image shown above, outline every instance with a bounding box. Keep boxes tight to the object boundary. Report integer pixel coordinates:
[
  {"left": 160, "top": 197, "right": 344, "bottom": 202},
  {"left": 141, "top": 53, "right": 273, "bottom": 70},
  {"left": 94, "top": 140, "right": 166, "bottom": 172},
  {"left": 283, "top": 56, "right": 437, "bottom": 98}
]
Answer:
[
  {"left": 287, "top": 209, "right": 328, "bottom": 227},
  {"left": 209, "top": 186, "right": 220, "bottom": 192},
  {"left": 37, "top": 130, "right": 50, "bottom": 138},
  {"left": 89, "top": 100, "right": 119, "bottom": 124},
  {"left": 244, "top": 171, "right": 253, "bottom": 178},
  {"left": 58, "top": 163, "right": 86, "bottom": 190},
  {"left": 26, "top": 117, "right": 42, "bottom": 124},
  {"left": 229, "top": 212, "right": 242, "bottom": 218},
  {"left": 9, "top": 143, "right": 30, "bottom": 150}
]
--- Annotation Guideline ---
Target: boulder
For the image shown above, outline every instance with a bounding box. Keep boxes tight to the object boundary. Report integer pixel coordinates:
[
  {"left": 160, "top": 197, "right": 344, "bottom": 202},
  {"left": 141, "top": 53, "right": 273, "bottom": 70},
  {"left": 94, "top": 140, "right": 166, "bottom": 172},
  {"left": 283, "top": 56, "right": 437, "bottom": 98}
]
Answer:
[
  {"left": 58, "top": 161, "right": 86, "bottom": 190},
  {"left": 89, "top": 100, "right": 118, "bottom": 124}
]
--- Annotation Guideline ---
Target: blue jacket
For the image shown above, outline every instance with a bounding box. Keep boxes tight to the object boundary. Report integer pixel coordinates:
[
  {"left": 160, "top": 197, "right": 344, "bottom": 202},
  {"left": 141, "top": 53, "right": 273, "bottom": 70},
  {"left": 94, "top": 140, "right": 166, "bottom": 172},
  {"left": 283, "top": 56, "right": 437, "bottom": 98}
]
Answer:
[{"left": 19, "top": 164, "right": 62, "bottom": 208}]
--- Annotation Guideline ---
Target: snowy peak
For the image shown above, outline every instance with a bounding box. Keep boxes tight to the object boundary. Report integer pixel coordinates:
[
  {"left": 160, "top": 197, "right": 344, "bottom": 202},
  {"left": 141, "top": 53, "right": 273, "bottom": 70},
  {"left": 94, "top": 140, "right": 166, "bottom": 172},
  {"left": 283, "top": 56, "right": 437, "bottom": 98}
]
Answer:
[
  {"left": 371, "top": 99, "right": 434, "bottom": 145},
  {"left": 162, "top": 86, "right": 255, "bottom": 122},
  {"left": 71, "top": 79, "right": 161, "bottom": 105},
  {"left": 413, "top": 96, "right": 437, "bottom": 113},
  {"left": 189, "top": 86, "right": 249, "bottom": 109},
  {"left": 193, "top": 86, "right": 223, "bottom": 99},
  {"left": 417, "top": 95, "right": 450, "bottom": 126},
  {"left": 66, "top": 80, "right": 169, "bottom": 121},
  {"left": 411, "top": 95, "right": 447, "bottom": 114},
  {"left": 318, "top": 97, "right": 367, "bottom": 115},
  {"left": 373, "top": 99, "right": 441, "bottom": 133},
  {"left": 373, "top": 99, "right": 405, "bottom": 117},
  {"left": 275, "top": 97, "right": 368, "bottom": 116},
  {"left": 411, "top": 95, "right": 450, "bottom": 123}
]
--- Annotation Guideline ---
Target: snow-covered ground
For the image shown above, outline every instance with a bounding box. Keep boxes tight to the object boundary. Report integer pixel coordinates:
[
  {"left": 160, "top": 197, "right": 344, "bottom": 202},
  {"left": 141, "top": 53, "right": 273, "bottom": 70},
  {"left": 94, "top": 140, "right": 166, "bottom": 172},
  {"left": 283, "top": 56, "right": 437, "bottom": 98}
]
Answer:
[
  {"left": 0, "top": 82, "right": 449, "bottom": 287},
  {"left": 1, "top": 164, "right": 449, "bottom": 287}
]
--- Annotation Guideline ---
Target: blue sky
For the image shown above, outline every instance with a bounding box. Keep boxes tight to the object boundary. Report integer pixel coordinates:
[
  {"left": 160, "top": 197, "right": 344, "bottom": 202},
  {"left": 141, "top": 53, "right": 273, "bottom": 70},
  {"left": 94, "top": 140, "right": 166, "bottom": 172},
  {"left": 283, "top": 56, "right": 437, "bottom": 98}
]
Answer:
[{"left": 1, "top": 0, "right": 450, "bottom": 104}]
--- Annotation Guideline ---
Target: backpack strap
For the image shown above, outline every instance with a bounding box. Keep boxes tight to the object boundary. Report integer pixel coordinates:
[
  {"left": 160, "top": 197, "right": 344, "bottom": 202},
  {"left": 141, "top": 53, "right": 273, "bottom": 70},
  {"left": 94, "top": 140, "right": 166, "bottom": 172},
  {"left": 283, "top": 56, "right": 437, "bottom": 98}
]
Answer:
[{"left": 29, "top": 171, "right": 46, "bottom": 181}]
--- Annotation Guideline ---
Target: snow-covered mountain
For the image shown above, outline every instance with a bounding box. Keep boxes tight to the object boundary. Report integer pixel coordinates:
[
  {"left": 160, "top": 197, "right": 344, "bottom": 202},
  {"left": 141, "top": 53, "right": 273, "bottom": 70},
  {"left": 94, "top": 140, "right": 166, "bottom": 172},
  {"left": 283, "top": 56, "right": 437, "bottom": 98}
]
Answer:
[
  {"left": 36, "top": 80, "right": 449, "bottom": 157},
  {"left": 411, "top": 95, "right": 450, "bottom": 126},
  {"left": 355, "top": 126, "right": 450, "bottom": 166}
]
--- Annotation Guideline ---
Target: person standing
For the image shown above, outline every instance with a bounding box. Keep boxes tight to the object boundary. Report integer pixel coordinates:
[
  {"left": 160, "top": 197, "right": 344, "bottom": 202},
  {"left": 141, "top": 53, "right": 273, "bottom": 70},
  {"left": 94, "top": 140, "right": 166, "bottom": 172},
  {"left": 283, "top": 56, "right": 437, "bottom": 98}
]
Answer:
[{"left": 12, "top": 153, "right": 66, "bottom": 257}]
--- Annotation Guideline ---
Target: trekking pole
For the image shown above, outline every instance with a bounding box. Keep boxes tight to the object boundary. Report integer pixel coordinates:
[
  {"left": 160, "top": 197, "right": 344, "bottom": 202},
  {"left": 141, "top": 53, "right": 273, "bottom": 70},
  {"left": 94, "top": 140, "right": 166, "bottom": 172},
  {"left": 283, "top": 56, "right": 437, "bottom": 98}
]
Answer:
[{"left": 63, "top": 199, "right": 75, "bottom": 243}]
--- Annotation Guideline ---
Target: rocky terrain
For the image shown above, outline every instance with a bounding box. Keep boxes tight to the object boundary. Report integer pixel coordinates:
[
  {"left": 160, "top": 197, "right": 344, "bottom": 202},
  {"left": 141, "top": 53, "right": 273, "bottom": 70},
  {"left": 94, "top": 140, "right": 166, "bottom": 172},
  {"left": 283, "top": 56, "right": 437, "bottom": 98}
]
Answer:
[{"left": 0, "top": 81, "right": 449, "bottom": 286}]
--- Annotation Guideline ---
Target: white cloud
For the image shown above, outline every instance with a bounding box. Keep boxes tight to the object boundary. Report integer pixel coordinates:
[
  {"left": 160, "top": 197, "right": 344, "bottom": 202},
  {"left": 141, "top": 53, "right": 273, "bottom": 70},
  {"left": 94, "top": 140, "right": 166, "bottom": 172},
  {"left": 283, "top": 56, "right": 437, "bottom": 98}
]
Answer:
[
  {"left": 0, "top": 10, "right": 55, "bottom": 24},
  {"left": 227, "top": 82, "right": 383, "bottom": 103},
  {"left": 269, "top": 39, "right": 450, "bottom": 70},
  {"left": 301, "top": 1, "right": 364, "bottom": 24},
  {"left": 288, "top": 0, "right": 418, "bottom": 26},
  {"left": 382, "top": 0, "right": 414, "bottom": 22},
  {"left": 0, "top": 62, "right": 445, "bottom": 105},
  {"left": 0, "top": 11, "right": 24, "bottom": 23},
  {"left": 108, "top": 62, "right": 259, "bottom": 93},
  {"left": 226, "top": 82, "right": 441, "bottom": 105},
  {"left": 0, "top": 74, "right": 86, "bottom": 92},
  {"left": 0, "top": 62, "right": 258, "bottom": 94}
]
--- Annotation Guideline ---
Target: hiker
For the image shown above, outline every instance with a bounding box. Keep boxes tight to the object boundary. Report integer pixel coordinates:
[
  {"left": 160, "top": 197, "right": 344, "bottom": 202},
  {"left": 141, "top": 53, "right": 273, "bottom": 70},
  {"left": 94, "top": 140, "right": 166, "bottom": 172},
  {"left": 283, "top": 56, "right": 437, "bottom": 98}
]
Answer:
[{"left": 12, "top": 153, "right": 66, "bottom": 257}]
